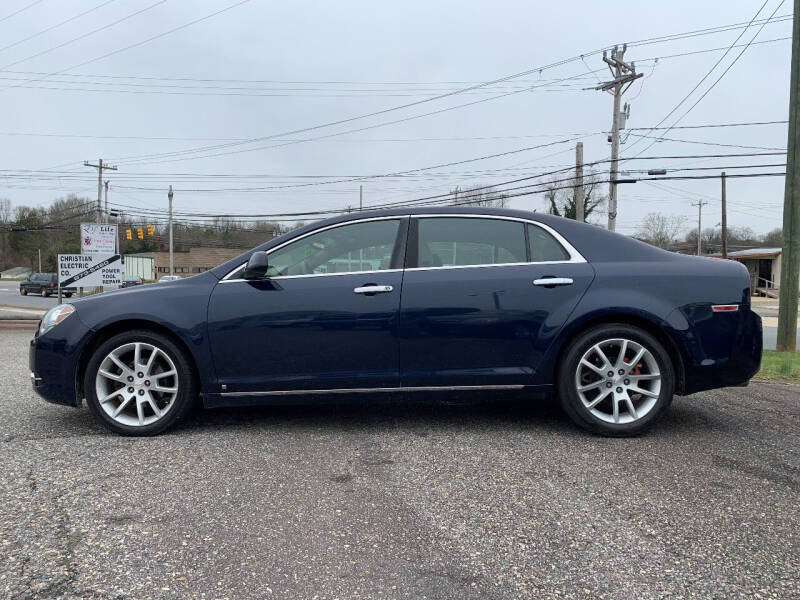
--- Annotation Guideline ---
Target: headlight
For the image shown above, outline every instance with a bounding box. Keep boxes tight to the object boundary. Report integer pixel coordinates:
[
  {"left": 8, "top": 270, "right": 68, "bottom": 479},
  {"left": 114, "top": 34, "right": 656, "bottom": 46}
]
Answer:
[{"left": 39, "top": 304, "right": 75, "bottom": 335}]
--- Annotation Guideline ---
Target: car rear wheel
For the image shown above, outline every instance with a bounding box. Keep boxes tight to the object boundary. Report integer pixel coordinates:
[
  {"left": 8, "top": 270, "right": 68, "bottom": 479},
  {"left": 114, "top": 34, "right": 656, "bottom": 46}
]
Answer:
[
  {"left": 557, "top": 324, "right": 674, "bottom": 436},
  {"left": 84, "top": 330, "right": 197, "bottom": 436}
]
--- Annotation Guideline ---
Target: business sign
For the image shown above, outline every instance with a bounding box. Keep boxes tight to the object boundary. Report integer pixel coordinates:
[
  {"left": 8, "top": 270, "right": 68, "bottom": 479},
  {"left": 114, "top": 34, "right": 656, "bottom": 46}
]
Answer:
[
  {"left": 58, "top": 254, "right": 122, "bottom": 288},
  {"left": 81, "top": 223, "right": 117, "bottom": 253}
]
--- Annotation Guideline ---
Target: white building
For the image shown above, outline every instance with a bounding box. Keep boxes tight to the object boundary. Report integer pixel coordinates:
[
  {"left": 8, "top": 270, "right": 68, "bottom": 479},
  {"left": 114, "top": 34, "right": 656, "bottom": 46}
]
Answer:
[{"left": 716, "top": 247, "right": 786, "bottom": 297}]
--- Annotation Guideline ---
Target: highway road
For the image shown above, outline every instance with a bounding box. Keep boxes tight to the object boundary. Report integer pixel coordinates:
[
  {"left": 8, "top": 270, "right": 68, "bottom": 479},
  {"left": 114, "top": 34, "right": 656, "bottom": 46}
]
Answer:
[{"left": 0, "top": 280, "right": 60, "bottom": 310}]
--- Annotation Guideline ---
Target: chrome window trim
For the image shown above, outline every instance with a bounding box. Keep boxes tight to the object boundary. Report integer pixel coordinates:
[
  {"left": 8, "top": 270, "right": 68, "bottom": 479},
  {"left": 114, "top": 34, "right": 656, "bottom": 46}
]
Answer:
[
  {"left": 221, "top": 268, "right": 403, "bottom": 283},
  {"left": 404, "top": 260, "right": 577, "bottom": 273},
  {"left": 219, "top": 213, "right": 586, "bottom": 283},
  {"left": 220, "top": 384, "right": 524, "bottom": 397}
]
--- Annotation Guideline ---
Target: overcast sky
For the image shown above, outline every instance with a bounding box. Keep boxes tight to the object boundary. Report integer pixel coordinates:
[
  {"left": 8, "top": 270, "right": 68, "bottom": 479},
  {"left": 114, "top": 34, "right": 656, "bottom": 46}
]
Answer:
[{"left": 0, "top": 0, "right": 793, "bottom": 237}]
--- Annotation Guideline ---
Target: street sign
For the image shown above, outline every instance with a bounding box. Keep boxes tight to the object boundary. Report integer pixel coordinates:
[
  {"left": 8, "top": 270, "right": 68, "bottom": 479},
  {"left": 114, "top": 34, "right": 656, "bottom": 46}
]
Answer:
[
  {"left": 81, "top": 223, "right": 117, "bottom": 253},
  {"left": 58, "top": 254, "right": 122, "bottom": 288}
]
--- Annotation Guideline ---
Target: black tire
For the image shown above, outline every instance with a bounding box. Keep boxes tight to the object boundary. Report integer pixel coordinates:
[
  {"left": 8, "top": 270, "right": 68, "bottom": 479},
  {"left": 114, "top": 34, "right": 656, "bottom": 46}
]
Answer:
[
  {"left": 84, "top": 329, "right": 197, "bottom": 436},
  {"left": 557, "top": 324, "right": 675, "bottom": 437},
  {"left": 64, "top": 293, "right": 73, "bottom": 298},
  {"left": 20, "top": 288, "right": 27, "bottom": 296},
  {"left": 43, "top": 290, "right": 50, "bottom": 297}
]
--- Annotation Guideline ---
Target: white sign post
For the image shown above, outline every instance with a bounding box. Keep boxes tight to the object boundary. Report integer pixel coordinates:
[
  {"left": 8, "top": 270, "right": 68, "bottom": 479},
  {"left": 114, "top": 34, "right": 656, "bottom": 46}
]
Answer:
[
  {"left": 81, "top": 223, "right": 117, "bottom": 254},
  {"left": 58, "top": 254, "right": 122, "bottom": 289}
]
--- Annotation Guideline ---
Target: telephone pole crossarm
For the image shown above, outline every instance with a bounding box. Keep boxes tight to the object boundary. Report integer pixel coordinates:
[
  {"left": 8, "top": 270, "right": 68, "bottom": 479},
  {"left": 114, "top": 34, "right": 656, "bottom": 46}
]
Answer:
[{"left": 84, "top": 159, "right": 118, "bottom": 223}]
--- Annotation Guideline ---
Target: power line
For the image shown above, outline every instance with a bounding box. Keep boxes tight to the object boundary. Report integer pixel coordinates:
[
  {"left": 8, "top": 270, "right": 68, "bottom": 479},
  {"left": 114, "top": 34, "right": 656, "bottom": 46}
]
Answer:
[
  {"left": 0, "top": 119, "right": 785, "bottom": 144},
  {"left": 0, "top": 1, "right": 167, "bottom": 72},
  {"left": 626, "top": 0, "right": 786, "bottom": 158},
  {"left": 104, "top": 13, "right": 795, "bottom": 167},
  {"left": 0, "top": 0, "right": 253, "bottom": 93},
  {"left": 0, "top": 0, "right": 44, "bottom": 24},
  {"left": 0, "top": 0, "right": 118, "bottom": 55},
  {"left": 626, "top": 132, "right": 786, "bottom": 151},
  {"left": 109, "top": 70, "right": 599, "bottom": 166}
]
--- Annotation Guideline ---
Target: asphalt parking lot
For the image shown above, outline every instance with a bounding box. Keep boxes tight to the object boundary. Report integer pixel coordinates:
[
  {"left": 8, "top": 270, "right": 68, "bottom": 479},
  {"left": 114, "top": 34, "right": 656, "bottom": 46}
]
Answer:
[{"left": 0, "top": 329, "right": 798, "bottom": 599}]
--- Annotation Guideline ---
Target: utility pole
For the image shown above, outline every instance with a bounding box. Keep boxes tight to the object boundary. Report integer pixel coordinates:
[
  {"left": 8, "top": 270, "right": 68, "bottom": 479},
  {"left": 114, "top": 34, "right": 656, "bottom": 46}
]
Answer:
[
  {"left": 692, "top": 200, "right": 708, "bottom": 256},
  {"left": 595, "top": 45, "right": 643, "bottom": 231},
  {"left": 168, "top": 185, "right": 174, "bottom": 277},
  {"left": 721, "top": 172, "right": 728, "bottom": 259},
  {"left": 104, "top": 180, "right": 110, "bottom": 223},
  {"left": 575, "top": 142, "right": 585, "bottom": 222},
  {"left": 359, "top": 185, "right": 363, "bottom": 211},
  {"left": 778, "top": 0, "right": 800, "bottom": 352},
  {"left": 84, "top": 159, "right": 117, "bottom": 222},
  {"left": 37, "top": 248, "right": 41, "bottom": 272}
]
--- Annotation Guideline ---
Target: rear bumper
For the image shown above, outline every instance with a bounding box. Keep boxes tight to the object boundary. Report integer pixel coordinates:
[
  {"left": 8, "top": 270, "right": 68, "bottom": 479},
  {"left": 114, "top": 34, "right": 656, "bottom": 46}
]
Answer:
[
  {"left": 678, "top": 306, "right": 762, "bottom": 395},
  {"left": 29, "top": 315, "right": 94, "bottom": 407}
]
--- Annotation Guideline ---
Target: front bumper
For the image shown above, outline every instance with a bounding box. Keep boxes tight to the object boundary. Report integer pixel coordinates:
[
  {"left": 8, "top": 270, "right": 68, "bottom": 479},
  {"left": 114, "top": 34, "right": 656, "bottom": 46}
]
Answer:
[{"left": 29, "top": 314, "right": 94, "bottom": 407}]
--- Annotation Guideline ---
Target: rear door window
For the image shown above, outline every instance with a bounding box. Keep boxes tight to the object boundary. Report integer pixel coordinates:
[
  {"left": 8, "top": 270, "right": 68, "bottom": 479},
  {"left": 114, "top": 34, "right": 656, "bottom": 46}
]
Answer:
[{"left": 416, "top": 217, "right": 527, "bottom": 268}]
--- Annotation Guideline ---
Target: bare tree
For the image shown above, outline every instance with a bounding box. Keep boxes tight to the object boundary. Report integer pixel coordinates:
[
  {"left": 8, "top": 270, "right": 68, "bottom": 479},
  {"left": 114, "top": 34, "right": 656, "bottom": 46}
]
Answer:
[
  {"left": 544, "top": 175, "right": 606, "bottom": 222},
  {"left": 637, "top": 213, "right": 686, "bottom": 249},
  {"left": 763, "top": 228, "right": 783, "bottom": 246}
]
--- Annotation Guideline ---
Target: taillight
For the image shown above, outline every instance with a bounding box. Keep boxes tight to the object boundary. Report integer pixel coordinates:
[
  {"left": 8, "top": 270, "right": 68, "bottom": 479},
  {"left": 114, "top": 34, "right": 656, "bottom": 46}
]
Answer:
[
  {"left": 50, "top": 283, "right": 55, "bottom": 288},
  {"left": 712, "top": 304, "right": 739, "bottom": 313}
]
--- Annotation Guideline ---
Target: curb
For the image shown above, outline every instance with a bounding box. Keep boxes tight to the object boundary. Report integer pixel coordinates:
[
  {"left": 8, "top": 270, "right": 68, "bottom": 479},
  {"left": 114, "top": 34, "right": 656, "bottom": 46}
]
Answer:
[{"left": 0, "top": 305, "right": 46, "bottom": 321}]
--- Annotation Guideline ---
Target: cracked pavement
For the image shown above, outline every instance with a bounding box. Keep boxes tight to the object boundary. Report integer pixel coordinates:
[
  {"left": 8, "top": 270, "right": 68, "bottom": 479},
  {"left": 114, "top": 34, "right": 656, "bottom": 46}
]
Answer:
[{"left": 1, "top": 329, "right": 798, "bottom": 599}]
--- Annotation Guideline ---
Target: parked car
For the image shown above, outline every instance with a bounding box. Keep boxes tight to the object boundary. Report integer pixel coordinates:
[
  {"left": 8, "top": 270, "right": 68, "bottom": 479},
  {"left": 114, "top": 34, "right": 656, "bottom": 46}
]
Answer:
[
  {"left": 120, "top": 276, "right": 144, "bottom": 288},
  {"left": 19, "top": 273, "right": 75, "bottom": 298},
  {"left": 158, "top": 275, "right": 182, "bottom": 282},
  {"left": 30, "top": 207, "right": 762, "bottom": 437}
]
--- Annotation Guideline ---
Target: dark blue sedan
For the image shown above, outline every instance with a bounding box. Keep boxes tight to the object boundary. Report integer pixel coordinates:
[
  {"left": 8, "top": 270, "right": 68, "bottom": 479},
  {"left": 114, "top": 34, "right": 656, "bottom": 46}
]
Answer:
[{"left": 30, "top": 207, "right": 762, "bottom": 436}]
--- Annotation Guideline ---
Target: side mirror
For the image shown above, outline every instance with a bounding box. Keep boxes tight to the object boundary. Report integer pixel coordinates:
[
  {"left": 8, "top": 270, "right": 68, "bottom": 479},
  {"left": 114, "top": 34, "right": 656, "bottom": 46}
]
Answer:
[{"left": 242, "top": 251, "right": 269, "bottom": 280}]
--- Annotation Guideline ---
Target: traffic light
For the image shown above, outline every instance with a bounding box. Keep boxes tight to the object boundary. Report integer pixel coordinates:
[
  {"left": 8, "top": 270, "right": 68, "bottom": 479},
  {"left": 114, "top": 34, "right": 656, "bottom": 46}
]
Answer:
[
  {"left": 125, "top": 229, "right": 132, "bottom": 240},
  {"left": 147, "top": 224, "right": 154, "bottom": 236},
  {"left": 137, "top": 228, "right": 144, "bottom": 240}
]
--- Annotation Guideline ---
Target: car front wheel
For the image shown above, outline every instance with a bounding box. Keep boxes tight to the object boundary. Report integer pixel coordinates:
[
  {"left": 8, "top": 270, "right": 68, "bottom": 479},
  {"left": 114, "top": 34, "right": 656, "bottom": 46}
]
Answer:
[
  {"left": 84, "top": 330, "right": 197, "bottom": 436},
  {"left": 558, "top": 324, "right": 675, "bottom": 437},
  {"left": 20, "top": 288, "right": 26, "bottom": 295}
]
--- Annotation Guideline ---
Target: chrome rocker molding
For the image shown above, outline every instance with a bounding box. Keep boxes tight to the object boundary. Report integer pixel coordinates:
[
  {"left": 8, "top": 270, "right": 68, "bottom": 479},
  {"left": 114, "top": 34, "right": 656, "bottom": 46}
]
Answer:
[{"left": 220, "top": 384, "right": 525, "bottom": 397}]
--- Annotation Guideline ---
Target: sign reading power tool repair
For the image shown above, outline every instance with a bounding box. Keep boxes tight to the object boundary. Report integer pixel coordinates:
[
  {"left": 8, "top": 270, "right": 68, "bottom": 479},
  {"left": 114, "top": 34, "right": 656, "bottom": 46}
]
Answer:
[{"left": 58, "top": 254, "right": 122, "bottom": 288}]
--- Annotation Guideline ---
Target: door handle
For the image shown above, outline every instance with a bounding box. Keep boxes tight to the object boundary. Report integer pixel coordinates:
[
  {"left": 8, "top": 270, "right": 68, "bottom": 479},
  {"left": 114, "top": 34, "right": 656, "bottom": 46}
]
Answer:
[
  {"left": 533, "top": 277, "right": 573, "bottom": 287},
  {"left": 354, "top": 284, "right": 394, "bottom": 295}
]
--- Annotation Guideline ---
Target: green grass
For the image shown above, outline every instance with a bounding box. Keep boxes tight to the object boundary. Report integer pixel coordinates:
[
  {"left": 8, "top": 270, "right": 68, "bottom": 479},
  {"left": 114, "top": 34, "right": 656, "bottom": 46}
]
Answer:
[{"left": 757, "top": 350, "right": 800, "bottom": 382}]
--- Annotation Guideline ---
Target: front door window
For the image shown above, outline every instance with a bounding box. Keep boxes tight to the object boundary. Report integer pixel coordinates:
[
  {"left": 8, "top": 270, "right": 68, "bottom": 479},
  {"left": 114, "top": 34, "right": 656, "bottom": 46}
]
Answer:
[{"left": 267, "top": 219, "right": 401, "bottom": 277}]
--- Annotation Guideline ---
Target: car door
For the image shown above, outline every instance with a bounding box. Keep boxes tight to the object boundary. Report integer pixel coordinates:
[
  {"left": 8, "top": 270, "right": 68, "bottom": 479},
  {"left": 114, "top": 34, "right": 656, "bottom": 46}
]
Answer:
[
  {"left": 207, "top": 217, "right": 408, "bottom": 395},
  {"left": 398, "top": 216, "right": 594, "bottom": 389}
]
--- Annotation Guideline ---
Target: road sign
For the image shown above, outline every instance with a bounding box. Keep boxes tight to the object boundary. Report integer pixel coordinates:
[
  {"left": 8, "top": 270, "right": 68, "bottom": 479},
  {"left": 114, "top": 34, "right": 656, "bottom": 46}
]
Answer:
[
  {"left": 81, "top": 223, "right": 117, "bottom": 253},
  {"left": 58, "top": 254, "right": 122, "bottom": 288}
]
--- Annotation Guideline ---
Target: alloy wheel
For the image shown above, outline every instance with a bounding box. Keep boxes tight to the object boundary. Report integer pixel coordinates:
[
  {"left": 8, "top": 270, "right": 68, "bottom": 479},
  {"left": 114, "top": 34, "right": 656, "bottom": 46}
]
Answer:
[
  {"left": 94, "top": 342, "right": 179, "bottom": 427},
  {"left": 574, "top": 337, "right": 661, "bottom": 424}
]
